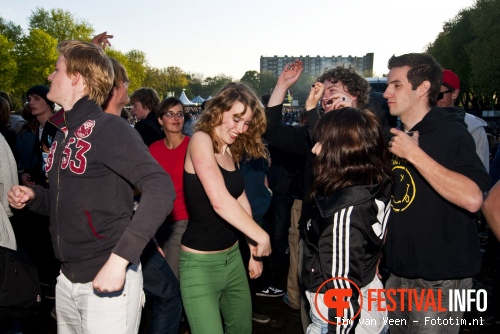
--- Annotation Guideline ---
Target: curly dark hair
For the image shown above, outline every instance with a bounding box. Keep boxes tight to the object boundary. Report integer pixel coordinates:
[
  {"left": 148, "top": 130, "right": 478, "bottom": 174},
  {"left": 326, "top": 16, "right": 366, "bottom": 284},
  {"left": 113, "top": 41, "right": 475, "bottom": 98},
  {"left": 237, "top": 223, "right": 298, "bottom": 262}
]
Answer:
[
  {"left": 317, "top": 66, "right": 371, "bottom": 109},
  {"left": 310, "top": 107, "right": 393, "bottom": 197},
  {"left": 194, "top": 82, "right": 267, "bottom": 162}
]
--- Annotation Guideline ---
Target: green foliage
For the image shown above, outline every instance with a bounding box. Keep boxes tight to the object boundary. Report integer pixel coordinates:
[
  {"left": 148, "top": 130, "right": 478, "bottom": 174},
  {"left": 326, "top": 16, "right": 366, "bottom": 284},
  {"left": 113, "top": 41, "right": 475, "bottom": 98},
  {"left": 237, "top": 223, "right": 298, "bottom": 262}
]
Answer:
[
  {"left": 28, "top": 7, "right": 94, "bottom": 41},
  {"left": 124, "top": 50, "right": 148, "bottom": 92},
  {"left": 143, "top": 66, "right": 190, "bottom": 99},
  {"left": 259, "top": 71, "right": 277, "bottom": 97},
  {"left": 468, "top": 0, "right": 500, "bottom": 101},
  {"left": 187, "top": 73, "right": 206, "bottom": 97},
  {"left": 240, "top": 70, "right": 260, "bottom": 95},
  {"left": 0, "top": 34, "right": 17, "bottom": 93},
  {"left": 0, "top": 18, "right": 23, "bottom": 43},
  {"left": 204, "top": 74, "right": 234, "bottom": 97},
  {"left": 426, "top": 0, "right": 500, "bottom": 109},
  {"left": 14, "top": 29, "right": 58, "bottom": 99}
]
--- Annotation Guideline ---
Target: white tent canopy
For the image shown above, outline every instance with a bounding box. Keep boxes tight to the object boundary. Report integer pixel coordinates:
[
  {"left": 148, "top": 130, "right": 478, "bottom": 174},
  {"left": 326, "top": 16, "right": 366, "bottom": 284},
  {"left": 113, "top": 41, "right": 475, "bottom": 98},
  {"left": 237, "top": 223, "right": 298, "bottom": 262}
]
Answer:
[
  {"left": 179, "top": 90, "right": 195, "bottom": 106},
  {"left": 191, "top": 95, "right": 205, "bottom": 104}
]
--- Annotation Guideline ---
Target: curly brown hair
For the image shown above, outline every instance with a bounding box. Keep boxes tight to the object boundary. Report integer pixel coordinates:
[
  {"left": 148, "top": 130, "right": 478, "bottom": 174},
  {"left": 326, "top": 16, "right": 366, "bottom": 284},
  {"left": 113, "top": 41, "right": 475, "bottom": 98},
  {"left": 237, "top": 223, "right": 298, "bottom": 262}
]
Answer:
[
  {"left": 317, "top": 66, "right": 371, "bottom": 109},
  {"left": 194, "top": 82, "right": 267, "bottom": 162}
]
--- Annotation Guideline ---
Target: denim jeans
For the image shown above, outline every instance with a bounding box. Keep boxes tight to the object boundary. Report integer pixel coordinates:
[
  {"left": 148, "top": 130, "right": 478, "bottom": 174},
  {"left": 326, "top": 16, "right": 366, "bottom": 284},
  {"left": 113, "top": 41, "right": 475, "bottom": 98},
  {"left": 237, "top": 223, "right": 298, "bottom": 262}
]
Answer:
[
  {"left": 56, "top": 265, "right": 143, "bottom": 334},
  {"left": 141, "top": 248, "right": 182, "bottom": 334},
  {"left": 386, "top": 273, "right": 473, "bottom": 334},
  {"left": 306, "top": 309, "right": 329, "bottom": 334}
]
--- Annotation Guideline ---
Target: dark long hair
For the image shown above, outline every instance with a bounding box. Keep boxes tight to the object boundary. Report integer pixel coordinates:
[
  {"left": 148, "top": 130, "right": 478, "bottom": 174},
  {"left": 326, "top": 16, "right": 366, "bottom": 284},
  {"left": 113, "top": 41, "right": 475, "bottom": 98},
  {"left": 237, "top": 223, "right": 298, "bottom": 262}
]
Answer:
[{"left": 310, "top": 107, "right": 393, "bottom": 197}]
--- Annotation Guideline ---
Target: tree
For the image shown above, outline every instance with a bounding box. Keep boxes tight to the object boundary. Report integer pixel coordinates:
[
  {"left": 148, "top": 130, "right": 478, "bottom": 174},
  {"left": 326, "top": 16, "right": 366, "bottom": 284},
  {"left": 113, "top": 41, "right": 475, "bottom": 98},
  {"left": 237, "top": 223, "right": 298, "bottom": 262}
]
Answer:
[
  {"left": 204, "top": 74, "right": 233, "bottom": 97},
  {"left": 425, "top": 1, "right": 500, "bottom": 110},
  {"left": 28, "top": 7, "right": 94, "bottom": 41},
  {"left": 0, "top": 17, "right": 23, "bottom": 43},
  {"left": 143, "top": 66, "right": 189, "bottom": 99},
  {"left": 187, "top": 72, "right": 206, "bottom": 98},
  {"left": 259, "top": 71, "right": 277, "bottom": 97},
  {"left": 124, "top": 50, "right": 148, "bottom": 92},
  {"left": 426, "top": 7, "right": 475, "bottom": 107},
  {"left": 240, "top": 70, "right": 260, "bottom": 95},
  {"left": 468, "top": 0, "right": 500, "bottom": 107},
  {"left": 0, "top": 34, "right": 17, "bottom": 93},
  {"left": 164, "top": 66, "right": 189, "bottom": 96},
  {"left": 14, "top": 29, "right": 58, "bottom": 99},
  {"left": 293, "top": 72, "right": 317, "bottom": 106}
]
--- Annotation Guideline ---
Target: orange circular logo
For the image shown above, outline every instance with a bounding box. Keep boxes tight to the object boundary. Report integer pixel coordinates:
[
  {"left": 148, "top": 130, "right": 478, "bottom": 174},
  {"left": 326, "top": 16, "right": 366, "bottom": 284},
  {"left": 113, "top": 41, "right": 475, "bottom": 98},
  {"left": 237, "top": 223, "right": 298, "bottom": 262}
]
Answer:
[{"left": 314, "top": 277, "right": 362, "bottom": 325}]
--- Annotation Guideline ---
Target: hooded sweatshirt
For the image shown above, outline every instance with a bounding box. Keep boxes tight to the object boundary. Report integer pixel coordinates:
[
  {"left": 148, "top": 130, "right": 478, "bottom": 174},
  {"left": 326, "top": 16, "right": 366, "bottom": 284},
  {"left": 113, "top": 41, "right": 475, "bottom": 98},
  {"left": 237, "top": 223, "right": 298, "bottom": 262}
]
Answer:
[
  {"left": 386, "top": 107, "right": 490, "bottom": 281},
  {"left": 27, "top": 97, "right": 175, "bottom": 283}
]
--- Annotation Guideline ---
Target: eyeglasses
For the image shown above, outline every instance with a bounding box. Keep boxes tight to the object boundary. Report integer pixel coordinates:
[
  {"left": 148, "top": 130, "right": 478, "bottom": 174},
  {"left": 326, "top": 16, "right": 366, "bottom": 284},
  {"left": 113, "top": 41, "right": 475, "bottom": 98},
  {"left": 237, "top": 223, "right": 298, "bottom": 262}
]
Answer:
[
  {"left": 162, "top": 112, "right": 184, "bottom": 119},
  {"left": 437, "top": 90, "right": 453, "bottom": 101}
]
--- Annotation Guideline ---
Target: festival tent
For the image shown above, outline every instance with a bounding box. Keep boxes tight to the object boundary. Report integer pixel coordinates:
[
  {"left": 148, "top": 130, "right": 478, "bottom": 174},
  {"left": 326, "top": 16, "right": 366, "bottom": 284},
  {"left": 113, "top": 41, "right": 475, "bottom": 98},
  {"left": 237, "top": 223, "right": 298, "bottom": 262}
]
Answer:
[
  {"left": 191, "top": 95, "right": 205, "bottom": 104},
  {"left": 179, "top": 90, "right": 195, "bottom": 106}
]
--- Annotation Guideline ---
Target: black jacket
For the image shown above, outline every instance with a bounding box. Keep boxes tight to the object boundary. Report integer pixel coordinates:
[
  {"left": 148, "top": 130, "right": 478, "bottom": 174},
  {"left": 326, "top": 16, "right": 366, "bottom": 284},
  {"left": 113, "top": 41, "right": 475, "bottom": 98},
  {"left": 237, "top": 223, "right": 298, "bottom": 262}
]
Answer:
[
  {"left": 303, "top": 179, "right": 392, "bottom": 333},
  {"left": 385, "top": 107, "right": 490, "bottom": 280},
  {"left": 264, "top": 104, "right": 318, "bottom": 235},
  {"left": 28, "top": 97, "right": 175, "bottom": 283},
  {"left": 134, "top": 111, "right": 164, "bottom": 147}
]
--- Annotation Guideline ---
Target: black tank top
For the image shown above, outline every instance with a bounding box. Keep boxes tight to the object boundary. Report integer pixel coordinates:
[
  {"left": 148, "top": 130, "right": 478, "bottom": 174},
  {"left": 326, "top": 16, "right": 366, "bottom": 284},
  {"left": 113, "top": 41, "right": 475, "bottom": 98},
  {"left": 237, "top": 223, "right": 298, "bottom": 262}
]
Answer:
[{"left": 182, "top": 164, "right": 245, "bottom": 251}]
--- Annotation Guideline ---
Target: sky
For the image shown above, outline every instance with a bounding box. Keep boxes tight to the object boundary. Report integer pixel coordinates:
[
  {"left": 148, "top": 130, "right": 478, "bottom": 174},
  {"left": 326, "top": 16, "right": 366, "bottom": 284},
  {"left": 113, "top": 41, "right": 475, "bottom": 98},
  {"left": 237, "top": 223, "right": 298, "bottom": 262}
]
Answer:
[{"left": 1, "top": 0, "right": 477, "bottom": 81}]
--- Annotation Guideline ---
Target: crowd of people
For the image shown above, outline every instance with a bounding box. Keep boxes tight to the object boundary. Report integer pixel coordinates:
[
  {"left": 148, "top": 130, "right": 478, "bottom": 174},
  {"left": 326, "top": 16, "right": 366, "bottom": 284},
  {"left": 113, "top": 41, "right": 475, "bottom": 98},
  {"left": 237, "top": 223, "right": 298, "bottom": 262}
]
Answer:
[{"left": 1, "top": 33, "right": 500, "bottom": 334}]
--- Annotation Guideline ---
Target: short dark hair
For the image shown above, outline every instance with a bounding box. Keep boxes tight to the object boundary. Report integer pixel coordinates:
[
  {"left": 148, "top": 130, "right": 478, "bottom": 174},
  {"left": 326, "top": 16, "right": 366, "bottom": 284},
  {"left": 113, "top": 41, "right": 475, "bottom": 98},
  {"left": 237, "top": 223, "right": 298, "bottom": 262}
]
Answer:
[
  {"left": 310, "top": 107, "right": 393, "bottom": 197},
  {"left": 130, "top": 88, "right": 160, "bottom": 112},
  {"left": 317, "top": 66, "right": 370, "bottom": 109},
  {"left": 156, "top": 97, "right": 185, "bottom": 118},
  {"left": 387, "top": 53, "right": 442, "bottom": 107}
]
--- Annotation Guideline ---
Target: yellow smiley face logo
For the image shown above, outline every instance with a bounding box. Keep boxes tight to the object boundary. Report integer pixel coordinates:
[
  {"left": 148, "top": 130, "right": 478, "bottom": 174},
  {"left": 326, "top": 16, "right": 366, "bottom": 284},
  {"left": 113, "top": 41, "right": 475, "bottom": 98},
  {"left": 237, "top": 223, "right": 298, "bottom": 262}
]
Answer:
[{"left": 391, "top": 165, "right": 416, "bottom": 212}]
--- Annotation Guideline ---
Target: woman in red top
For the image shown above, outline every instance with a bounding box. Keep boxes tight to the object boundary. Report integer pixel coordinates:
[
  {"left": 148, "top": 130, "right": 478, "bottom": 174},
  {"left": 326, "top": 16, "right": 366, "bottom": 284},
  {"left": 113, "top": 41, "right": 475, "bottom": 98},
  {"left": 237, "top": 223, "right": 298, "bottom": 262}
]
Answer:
[{"left": 149, "top": 97, "right": 190, "bottom": 278}]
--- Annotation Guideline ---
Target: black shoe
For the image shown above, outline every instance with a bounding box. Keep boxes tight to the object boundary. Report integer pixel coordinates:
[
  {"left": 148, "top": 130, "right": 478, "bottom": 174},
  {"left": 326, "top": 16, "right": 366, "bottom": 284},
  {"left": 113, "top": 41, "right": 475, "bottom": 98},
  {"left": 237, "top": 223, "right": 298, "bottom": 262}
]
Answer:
[{"left": 252, "top": 312, "right": 271, "bottom": 324}]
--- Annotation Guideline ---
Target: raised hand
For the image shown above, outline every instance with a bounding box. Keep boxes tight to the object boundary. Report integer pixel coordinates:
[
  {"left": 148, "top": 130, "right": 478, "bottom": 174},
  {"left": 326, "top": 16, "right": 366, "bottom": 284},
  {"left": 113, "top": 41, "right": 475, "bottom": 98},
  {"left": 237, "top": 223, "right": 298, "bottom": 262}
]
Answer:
[{"left": 92, "top": 31, "right": 113, "bottom": 50}]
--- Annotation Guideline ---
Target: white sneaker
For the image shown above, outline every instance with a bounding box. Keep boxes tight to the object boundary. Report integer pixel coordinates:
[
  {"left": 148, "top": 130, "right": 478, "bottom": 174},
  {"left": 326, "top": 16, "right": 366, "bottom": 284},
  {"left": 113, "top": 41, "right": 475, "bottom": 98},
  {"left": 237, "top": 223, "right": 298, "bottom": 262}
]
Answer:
[{"left": 256, "top": 286, "right": 285, "bottom": 297}]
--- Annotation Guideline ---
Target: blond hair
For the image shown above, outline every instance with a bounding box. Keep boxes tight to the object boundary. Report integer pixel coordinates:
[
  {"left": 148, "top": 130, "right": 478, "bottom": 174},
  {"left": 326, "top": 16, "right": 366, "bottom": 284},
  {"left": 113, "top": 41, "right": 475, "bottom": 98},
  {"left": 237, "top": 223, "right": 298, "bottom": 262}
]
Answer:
[{"left": 57, "top": 40, "right": 113, "bottom": 105}]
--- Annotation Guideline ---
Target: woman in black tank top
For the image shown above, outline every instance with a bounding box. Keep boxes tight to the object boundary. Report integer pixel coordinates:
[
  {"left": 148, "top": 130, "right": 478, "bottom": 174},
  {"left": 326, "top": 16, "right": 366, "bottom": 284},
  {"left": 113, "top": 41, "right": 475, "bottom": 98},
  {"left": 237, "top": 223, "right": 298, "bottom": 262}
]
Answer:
[{"left": 179, "top": 83, "right": 271, "bottom": 334}]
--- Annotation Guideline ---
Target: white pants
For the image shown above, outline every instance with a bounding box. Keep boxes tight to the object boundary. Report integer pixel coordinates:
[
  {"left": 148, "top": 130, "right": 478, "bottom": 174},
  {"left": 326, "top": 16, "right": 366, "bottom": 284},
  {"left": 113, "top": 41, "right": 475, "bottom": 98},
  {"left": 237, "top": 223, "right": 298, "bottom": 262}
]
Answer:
[{"left": 55, "top": 264, "right": 144, "bottom": 334}]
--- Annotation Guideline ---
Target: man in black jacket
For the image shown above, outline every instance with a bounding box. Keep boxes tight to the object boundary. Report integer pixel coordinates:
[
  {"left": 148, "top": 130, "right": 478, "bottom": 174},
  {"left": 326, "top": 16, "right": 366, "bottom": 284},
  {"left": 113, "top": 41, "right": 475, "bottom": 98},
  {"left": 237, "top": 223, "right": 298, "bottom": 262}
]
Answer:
[{"left": 384, "top": 53, "right": 490, "bottom": 334}]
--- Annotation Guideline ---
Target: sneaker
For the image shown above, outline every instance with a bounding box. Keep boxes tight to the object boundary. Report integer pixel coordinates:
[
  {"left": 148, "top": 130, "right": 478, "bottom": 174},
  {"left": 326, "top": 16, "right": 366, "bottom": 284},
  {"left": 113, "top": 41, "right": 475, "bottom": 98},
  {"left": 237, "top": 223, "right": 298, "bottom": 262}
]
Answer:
[
  {"left": 252, "top": 312, "right": 270, "bottom": 324},
  {"left": 256, "top": 286, "right": 285, "bottom": 297},
  {"left": 50, "top": 306, "right": 57, "bottom": 320}
]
